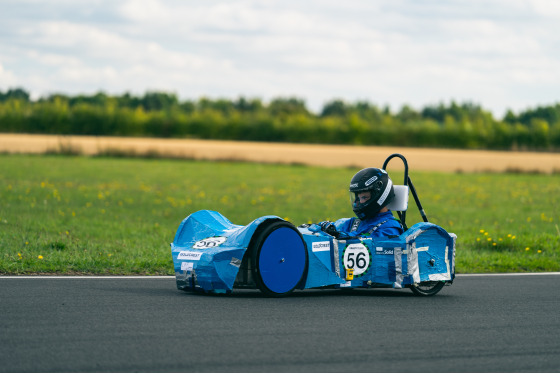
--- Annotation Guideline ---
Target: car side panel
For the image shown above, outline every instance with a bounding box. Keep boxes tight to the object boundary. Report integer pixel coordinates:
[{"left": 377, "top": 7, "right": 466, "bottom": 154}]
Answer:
[{"left": 300, "top": 234, "right": 345, "bottom": 289}]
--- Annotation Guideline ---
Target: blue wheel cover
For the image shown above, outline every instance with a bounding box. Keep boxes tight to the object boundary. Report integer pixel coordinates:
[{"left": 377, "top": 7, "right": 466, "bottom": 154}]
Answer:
[{"left": 258, "top": 227, "right": 306, "bottom": 294}]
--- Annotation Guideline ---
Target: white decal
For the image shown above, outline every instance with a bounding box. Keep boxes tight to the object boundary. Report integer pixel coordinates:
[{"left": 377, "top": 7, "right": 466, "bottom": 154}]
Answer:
[
  {"left": 377, "top": 179, "right": 393, "bottom": 205},
  {"left": 193, "top": 236, "right": 227, "bottom": 249},
  {"left": 376, "top": 246, "right": 394, "bottom": 255},
  {"left": 312, "top": 241, "right": 331, "bottom": 252},
  {"left": 177, "top": 251, "right": 203, "bottom": 260},
  {"left": 181, "top": 262, "right": 194, "bottom": 271},
  {"left": 343, "top": 243, "right": 371, "bottom": 277},
  {"left": 365, "top": 176, "right": 378, "bottom": 186},
  {"left": 230, "top": 257, "right": 242, "bottom": 268}
]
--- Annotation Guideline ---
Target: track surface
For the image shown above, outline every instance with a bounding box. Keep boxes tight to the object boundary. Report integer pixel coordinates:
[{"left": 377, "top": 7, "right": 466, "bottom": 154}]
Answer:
[{"left": 1, "top": 274, "right": 559, "bottom": 372}]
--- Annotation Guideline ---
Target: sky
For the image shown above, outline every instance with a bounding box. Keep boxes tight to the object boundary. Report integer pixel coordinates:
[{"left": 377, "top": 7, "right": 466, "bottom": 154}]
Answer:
[{"left": 1, "top": 0, "right": 559, "bottom": 118}]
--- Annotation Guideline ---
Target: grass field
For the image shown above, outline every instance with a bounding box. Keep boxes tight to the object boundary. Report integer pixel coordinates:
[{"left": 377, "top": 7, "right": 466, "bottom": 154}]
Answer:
[{"left": 1, "top": 154, "right": 559, "bottom": 275}]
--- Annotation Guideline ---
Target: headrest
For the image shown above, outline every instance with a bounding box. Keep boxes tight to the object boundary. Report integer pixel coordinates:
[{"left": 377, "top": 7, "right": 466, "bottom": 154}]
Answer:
[{"left": 386, "top": 185, "right": 408, "bottom": 211}]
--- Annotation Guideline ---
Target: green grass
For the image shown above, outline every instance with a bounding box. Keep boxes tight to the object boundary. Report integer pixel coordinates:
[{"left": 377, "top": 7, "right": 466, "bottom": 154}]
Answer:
[{"left": 1, "top": 154, "right": 559, "bottom": 275}]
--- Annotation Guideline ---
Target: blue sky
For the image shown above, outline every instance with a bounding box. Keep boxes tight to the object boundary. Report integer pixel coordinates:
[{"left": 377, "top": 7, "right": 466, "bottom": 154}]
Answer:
[{"left": 1, "top": 0, "right": 559, "bottom": 117}]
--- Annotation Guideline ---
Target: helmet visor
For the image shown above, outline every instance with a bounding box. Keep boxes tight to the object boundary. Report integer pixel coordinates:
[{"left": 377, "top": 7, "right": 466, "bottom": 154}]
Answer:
[{"left": 350, "top": 190, "right": 372, "bottom": 210}]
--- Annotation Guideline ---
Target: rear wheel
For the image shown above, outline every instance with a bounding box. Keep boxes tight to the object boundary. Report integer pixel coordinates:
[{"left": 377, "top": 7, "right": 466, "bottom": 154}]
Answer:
[
  {"left": 409, "top": 281, "right": 445, "bottom": 296},
  {"left": 250, "top": 221, "right": 308, "bottom": 297}
]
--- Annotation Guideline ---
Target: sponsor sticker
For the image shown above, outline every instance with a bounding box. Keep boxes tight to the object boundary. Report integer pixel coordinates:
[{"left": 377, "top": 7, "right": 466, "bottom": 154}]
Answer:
[
  {"left": 193, "top": 236, "right": 227, "bottom": 249},
  {"left": 181, "top": 262, "right": 194, "bottom": 271},
  {"left": 312, "top": 241, "right": 331, "bottom": 252},
  {"left": 177, "top": 251, "right": 203, "bottom": 260},
  {"left": 376, "top": 247, "right": 394, "bottom": 255}
]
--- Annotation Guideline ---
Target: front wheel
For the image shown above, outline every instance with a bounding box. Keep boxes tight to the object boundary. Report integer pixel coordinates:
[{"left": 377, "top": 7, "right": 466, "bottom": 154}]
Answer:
[
  {"left": 250, "top": 221, "right": 308, "bottom": 297},
  {"left": 409, "top": 281, "right": 445, "bottom": 296}
]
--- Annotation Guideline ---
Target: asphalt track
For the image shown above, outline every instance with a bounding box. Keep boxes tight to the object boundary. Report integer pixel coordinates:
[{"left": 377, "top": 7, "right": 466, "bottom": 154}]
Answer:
[{"left": 1, "top": 274, "right": 559, "bottom": 372}]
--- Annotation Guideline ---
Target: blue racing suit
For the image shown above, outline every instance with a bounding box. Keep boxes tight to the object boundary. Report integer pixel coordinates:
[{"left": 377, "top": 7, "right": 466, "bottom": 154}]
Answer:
[
  {"left": 335, "top": 210, "right": 403, "bottom": 238},
  {"left": 310, "top": 210, "right": 403, "bottom": 238}
]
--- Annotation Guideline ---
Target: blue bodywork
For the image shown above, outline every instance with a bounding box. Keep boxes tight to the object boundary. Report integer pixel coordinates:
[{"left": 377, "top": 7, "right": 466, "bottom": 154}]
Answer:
[{"left": 171, "top": 210, "right": 456, "bottom": 293}]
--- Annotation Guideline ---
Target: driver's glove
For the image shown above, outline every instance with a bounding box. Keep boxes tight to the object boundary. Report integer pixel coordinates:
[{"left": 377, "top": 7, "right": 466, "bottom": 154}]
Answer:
[{"left": 319, "top": 221, "right": 340, "bottom": 238}]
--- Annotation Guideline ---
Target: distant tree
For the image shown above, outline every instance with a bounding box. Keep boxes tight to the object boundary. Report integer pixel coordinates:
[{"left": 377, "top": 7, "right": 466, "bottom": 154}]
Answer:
[
  {"left": 40, "top": 93, "right": 70, "bottom": 104},
  {"left": 234, "top": 97, "right": 263, "bottom": 113},
  {"left": 195, "top": 98, "right": 236, "bottom": 114},
  {"left": 421, "top": 103, "right": 445, "bottom": 123},
  {"left": 321, "top": 99, "right": 349, "bottom": 117},
  {"left": 141, "top": 91, "right": 178, "bottom": 111},
  {"left": 0, "top": 88, "right": 30, "bottom": 102},
  {"left": 116, "top": 92, "right": 142, "bottom": 109},
  {"left": 353, "top": 101, "right": 382, "bottom": 121},
  {"left": 503, "top": 109, "right": 517, "bottom": 124},
  {"left": 516, "top": 104, "right": 560, "bottom": 127},
  {"left": 179, "top": 100, "right": 195, "bottom": 114},
  {"left": 66, "top": 92, "right": 109, "bottom": 107},
  {"left": 269, "top": 97, "right": 308, "bottom": 116},
  {"left": 397, "top": 105, "right": 421, "bottom": 122},
  {"left": 212, "top": 99, "right": 235, "bottom": 114},
  {"left": 421, "top": 101, "right": 491, "bottom": 124}
]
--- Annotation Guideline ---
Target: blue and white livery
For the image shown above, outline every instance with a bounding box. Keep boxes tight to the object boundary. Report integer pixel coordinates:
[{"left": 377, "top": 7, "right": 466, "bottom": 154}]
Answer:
[{"left": 171, "top": 153, "right": 456, "bottom": 297}]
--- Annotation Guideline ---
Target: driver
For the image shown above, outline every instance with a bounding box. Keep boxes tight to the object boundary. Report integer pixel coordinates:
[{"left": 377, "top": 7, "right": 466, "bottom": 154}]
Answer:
[{"left": 309, "top": 168, "right": 404, "bottom": 239}]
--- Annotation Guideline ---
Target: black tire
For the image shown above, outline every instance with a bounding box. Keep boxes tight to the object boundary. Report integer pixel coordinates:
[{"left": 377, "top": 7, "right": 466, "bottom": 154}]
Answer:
[
  {"left": 409, "top": 281, "right": 445, "bottom": 296},
  {"left": 250, "top": 221, "right": 308, "bottom": 297}
]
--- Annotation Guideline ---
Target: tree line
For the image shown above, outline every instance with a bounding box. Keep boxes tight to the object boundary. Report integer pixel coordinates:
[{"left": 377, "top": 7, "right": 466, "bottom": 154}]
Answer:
[{"left": 0, "top": 88, "right": 558, "bottom": 151}]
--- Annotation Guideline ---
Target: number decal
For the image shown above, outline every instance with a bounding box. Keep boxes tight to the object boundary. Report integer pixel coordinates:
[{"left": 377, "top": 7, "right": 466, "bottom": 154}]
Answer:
[
  {"left": 193, "top": 236, "right": 227, "bottom": 249},
  {"left": 343, "top": 243, "right": 371, "bottom": 277}
]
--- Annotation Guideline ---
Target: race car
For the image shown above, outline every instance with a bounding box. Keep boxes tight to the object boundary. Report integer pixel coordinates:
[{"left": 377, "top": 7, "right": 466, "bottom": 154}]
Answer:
[{"left": 171, "top": 154, "right": 456, "bottom": 297}]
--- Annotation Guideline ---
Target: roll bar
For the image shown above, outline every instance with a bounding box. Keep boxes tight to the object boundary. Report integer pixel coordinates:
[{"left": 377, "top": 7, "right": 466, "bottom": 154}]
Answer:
[{"left": 382, "top": 153, "right": 429, "bottom": 230}]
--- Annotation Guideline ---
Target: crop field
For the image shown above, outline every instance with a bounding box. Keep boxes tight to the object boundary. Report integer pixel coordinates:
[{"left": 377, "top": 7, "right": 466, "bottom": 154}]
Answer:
[
  {"left": 1, "top": 154, "right": 559, "bottom": 275},
  {"left": 2, "top": 133, "right": 560, "bottom": 173}
]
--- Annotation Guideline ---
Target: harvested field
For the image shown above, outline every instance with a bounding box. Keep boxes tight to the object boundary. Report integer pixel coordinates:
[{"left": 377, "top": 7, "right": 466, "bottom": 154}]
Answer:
[{"left": 1, "top": 133, "right": 559, "bottom": 173}]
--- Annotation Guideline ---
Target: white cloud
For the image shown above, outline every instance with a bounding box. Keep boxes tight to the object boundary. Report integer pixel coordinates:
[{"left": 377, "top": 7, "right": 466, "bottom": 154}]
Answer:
[
  {"left": 0, "top": 0, "right": 559, "bottom": 117},
  {"left": 0, "top": 63, "right": 18, "bottom": 87}
]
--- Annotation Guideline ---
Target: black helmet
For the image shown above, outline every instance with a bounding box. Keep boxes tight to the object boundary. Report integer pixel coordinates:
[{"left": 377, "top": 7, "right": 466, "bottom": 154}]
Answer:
[{"left": 349, "top": 168, "right": 394, "bottom": 219}]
